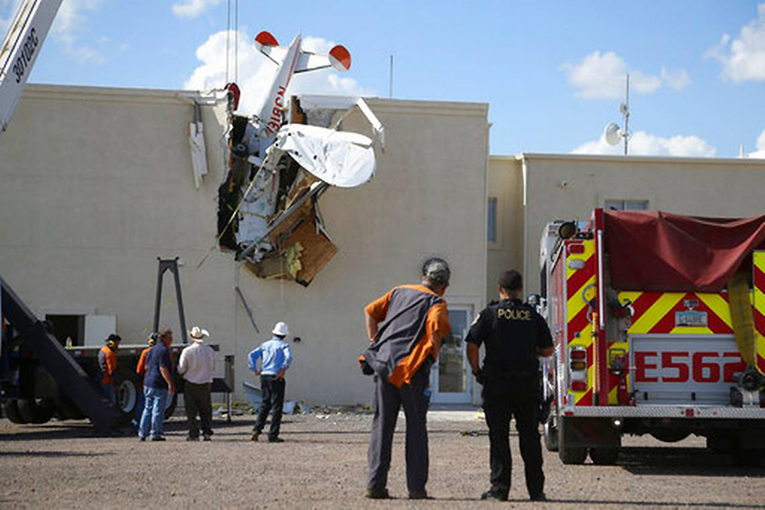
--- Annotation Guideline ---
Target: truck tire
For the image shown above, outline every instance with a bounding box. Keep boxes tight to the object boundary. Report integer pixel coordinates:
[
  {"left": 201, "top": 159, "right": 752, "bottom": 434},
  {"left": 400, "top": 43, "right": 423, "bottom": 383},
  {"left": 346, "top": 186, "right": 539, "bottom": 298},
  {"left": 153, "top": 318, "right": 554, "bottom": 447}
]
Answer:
[
  {"left": 1, "top": 400, "right": 27, "bottom": 424},
  {"left": 115, "top": 369, "right": 141, "bottom": 425},
  {"left": 558, "top": 417, "right": 587, "bottom": 465},
  {"left": 590, "top": 446, "right": 620, "bottom": 465},
  {"left": 543, "top": 415, "right": 559, "bottom": 452},
  {"left": 16, "top": 398, "right": 55, "bottom": 424}
]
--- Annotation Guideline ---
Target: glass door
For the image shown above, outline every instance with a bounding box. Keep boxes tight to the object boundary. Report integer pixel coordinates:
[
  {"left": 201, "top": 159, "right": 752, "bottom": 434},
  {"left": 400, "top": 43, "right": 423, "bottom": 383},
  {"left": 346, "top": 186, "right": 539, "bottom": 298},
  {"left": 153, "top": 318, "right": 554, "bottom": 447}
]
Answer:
[{"left": 431, "top": 306, "right": 473, "bottom": 404}]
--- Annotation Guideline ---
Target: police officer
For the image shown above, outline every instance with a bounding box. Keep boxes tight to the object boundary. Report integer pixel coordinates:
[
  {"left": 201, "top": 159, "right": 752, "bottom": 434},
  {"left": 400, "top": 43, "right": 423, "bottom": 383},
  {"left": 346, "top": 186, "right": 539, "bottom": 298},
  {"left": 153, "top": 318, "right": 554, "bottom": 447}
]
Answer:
[{"left": 466, "top": 270, "right": 553, "bottom": 502}]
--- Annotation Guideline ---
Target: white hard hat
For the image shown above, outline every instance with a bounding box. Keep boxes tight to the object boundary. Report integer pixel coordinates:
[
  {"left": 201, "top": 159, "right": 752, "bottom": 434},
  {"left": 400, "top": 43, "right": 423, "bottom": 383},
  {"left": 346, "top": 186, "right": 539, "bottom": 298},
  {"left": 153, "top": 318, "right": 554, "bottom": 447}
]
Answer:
[{"left": 272, "top": 322, "right": 290, "bottom": 337}]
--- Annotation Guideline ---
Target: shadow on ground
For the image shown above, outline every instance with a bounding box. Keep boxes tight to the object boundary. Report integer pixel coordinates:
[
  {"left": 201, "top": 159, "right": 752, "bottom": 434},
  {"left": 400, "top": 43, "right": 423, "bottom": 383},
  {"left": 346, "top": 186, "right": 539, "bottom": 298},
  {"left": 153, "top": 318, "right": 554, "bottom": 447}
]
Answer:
[{"left": 618, "top": 446, "right": 765, "bottom": 477}]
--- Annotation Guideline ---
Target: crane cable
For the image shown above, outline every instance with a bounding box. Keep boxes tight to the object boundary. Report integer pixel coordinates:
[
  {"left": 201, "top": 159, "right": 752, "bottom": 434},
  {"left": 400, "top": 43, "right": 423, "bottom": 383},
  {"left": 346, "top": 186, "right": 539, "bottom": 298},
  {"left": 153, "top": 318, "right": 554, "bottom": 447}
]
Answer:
[{"left": 224, "top": 0, "right": 239, "bottom": 85}]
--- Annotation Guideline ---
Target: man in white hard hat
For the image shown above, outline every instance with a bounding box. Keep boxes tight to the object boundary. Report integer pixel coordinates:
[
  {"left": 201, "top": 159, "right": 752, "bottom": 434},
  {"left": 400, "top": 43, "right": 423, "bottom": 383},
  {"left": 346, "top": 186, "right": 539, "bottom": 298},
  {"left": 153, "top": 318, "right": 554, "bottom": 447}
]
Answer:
[
  {"left": 248, "top": 322, "right": 293, "bottom": 443},
  {"left": 179, "top": 326, "right": 216, "bottom": 441}
]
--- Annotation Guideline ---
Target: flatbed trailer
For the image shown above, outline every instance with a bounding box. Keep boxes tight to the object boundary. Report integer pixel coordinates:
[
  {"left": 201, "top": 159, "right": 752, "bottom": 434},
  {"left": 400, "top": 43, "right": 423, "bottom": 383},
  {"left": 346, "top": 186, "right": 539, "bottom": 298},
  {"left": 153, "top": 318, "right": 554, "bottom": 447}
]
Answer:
[{"left": 1, "top": 277, "right": 234, "bottom": 431}]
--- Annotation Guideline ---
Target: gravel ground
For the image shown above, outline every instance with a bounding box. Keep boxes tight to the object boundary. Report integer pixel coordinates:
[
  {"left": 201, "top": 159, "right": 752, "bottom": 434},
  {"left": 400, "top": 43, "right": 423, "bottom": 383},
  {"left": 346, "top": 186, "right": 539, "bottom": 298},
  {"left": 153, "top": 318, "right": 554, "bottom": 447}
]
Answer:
[{"left": 0, "top": 411, "right": 763, "bottom": 509}]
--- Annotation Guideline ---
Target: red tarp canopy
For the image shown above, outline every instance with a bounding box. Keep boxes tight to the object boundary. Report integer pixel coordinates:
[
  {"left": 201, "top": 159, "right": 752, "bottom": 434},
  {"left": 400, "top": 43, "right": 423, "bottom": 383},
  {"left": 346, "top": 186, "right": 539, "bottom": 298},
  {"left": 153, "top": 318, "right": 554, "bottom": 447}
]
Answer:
[{"left": 604, "top": 210, "right": 765, "bottom": 292}]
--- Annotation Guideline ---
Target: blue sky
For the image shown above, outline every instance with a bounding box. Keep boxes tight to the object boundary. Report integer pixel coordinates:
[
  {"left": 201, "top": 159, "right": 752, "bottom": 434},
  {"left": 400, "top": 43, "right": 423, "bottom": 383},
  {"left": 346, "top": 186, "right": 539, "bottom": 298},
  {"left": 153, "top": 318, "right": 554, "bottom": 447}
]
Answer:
[{"left": 3, "top": 0, "right": 764, "bottom": 157}]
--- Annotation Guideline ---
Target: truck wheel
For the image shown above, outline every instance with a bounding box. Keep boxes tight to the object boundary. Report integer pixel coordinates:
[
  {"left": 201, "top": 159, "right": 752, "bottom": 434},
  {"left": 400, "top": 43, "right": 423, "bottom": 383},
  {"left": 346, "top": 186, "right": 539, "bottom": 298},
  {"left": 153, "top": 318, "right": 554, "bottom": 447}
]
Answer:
[
  {"left": 558, "top": 417, "right": 587, "bottom": 465},
  {"left": 543, "top": 415, "right": 559, "bottom": 452},
  {"left": 590, "top": 446, "right": 620, "bottom": 465},
  {"left": 115, "top": 370, "right": 141, "bottom": 425},
  {"left": 164, "top": 392, "right": 178, "bottom": 419},
  {"left": 17, "top": 398, "right": 55, "bottom": 424},
  {"left": 1, "top": 400, "right": 27, "bottom": 424}
]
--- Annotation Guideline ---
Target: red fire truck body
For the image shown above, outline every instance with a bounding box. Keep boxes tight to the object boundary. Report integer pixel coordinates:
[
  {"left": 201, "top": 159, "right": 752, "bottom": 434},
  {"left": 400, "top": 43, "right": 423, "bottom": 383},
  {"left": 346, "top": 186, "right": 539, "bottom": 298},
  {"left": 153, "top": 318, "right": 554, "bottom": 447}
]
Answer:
[{"left": 540, "top": 209, "right": 765, "bottom": 466}]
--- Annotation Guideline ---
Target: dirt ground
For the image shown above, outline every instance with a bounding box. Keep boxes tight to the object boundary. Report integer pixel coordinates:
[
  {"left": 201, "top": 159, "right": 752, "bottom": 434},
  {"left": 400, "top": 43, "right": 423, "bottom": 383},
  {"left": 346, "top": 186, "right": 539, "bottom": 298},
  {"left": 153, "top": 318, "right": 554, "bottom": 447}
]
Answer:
[{"left": 0, "top": 411, "right": 763, "bottom": 509}]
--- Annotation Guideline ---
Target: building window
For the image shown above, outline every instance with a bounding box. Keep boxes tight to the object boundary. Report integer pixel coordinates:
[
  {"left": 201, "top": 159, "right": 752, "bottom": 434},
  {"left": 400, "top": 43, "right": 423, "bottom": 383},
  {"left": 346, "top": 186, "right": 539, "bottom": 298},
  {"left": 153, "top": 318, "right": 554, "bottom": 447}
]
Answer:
[
  {"left": 488, "top": 197, "right": 498, "bottom": 243},
  {"left": 604, "top": 199, "right": 648, "bottom": 211}
]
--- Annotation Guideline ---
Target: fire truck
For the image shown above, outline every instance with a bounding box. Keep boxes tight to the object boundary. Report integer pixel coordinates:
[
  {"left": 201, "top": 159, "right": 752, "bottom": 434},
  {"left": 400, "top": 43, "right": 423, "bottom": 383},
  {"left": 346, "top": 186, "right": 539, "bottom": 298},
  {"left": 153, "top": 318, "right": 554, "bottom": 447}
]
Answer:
[{"left": 539, "top": 209, "right": 765, "bottom": 466}]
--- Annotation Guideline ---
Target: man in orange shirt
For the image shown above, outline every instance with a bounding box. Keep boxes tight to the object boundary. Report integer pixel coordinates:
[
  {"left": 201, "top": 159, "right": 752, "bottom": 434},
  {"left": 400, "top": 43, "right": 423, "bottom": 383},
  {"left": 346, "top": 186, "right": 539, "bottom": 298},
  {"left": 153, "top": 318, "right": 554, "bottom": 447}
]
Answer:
[
  {"left": 361, "top": 257, "right": 451, "bottom": 500},
  {"left": 133, "top": 333, "right": 157, "bottom": 430},
  {"left": 98, "top": 334, "right": 121, "bottom": 406}
]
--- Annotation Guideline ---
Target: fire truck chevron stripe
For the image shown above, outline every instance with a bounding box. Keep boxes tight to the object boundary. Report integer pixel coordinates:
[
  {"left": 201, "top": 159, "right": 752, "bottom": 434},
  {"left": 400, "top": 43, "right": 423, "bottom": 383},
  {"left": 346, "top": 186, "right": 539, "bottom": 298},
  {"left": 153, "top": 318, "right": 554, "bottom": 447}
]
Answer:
[
  {"left": 755, "top": 252, "right": 765, "bottom": 375},
  {"left": 574, "top": 387, "right": 593, "bottom": 406},
  {"left": 567, "top": 305, "right": 590, "bottom": 343},
  {"left": 754, "top": 264, "right": 765, "bottom": 317},
  {"left": 629, "top": 293, "right": 685, "bottom": 334},
  {"left": 566, "top": 254, "right": 595, "bottom": 298},
  {"left": 567, "top": 275, "right": 595, "bottom": 324}
]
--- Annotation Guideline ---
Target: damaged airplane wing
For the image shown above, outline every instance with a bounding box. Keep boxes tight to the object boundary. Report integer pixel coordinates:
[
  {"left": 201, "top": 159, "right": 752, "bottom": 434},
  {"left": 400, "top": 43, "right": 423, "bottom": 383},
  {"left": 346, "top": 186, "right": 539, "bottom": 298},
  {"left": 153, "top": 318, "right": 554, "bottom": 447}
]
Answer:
[{"left": 218, "top": 95, "right": 382, "bottom": 287}]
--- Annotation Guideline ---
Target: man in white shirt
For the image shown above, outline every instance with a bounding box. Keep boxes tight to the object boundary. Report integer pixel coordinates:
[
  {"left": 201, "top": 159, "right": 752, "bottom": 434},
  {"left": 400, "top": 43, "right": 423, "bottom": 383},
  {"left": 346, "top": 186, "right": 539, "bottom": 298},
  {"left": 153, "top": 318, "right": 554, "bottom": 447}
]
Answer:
[{"left": 179, "top": 326, "right": 216, "bottom": 441}]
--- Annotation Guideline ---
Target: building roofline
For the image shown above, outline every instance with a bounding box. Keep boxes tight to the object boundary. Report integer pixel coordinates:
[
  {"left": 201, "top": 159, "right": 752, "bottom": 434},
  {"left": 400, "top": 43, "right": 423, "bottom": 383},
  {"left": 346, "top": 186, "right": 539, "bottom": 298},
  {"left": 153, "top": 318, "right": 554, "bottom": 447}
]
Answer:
[
  {"left": 495, "top": 152, "right": 765, "bottom": 167},
  {"left": 22, "top": 83, "right": 222, "bottom": 106},
  {"left": 21, "top": 84, "right": 489, "bottom": 118},
  {"left": 362, "top": 97, "right": 489, "bottom": 118}
]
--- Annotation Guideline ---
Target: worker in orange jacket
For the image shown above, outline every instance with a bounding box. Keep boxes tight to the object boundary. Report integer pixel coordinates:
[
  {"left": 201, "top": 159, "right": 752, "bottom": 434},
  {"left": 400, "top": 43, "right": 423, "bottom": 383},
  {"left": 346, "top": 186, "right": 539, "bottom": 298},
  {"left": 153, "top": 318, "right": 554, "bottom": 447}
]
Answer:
[
  {"left": 132, "top": 333, "right": 157, "bottom": 429},
  {"left": 98, "top": 334, "right": 121, "bottom": 406}
]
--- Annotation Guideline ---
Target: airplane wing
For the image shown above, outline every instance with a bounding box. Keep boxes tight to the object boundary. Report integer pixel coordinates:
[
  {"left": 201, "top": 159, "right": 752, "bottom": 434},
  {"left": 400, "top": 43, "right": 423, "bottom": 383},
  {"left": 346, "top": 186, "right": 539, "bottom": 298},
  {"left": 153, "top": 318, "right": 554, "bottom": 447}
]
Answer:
[{"left": 294, "top": 45, "right": 351, "bottom": 74}]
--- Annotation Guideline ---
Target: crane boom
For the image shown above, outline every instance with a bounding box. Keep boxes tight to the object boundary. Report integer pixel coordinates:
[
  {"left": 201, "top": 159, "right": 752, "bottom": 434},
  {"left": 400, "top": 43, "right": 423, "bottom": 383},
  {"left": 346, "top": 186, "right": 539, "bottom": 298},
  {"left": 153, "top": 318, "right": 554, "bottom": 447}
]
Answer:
[{"left": 0, "top": 0, "right": 63, "bottom": 134}]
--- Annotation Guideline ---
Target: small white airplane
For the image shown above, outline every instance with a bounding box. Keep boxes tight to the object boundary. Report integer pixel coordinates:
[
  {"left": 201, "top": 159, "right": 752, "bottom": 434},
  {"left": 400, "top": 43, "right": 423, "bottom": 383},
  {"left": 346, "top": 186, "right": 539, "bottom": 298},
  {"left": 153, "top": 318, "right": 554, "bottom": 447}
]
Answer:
[{"left": 250, "top": 31, "right": 351, "bottom": 137}]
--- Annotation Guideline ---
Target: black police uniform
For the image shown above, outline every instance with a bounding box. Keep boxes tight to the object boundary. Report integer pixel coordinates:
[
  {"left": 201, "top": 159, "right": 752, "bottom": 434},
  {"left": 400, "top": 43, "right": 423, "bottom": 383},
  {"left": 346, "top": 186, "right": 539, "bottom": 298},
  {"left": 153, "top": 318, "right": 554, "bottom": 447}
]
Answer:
[{"left": 466, "top": 298, "right": 553, "bottom": 500}]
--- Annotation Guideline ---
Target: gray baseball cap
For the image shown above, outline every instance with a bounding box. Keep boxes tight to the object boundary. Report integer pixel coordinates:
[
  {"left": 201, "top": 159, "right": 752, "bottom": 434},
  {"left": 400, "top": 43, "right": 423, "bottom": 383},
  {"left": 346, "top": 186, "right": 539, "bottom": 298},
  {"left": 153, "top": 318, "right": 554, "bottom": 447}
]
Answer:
[{"left": 422, "top": 257, "right": 451, "bottom": 286}]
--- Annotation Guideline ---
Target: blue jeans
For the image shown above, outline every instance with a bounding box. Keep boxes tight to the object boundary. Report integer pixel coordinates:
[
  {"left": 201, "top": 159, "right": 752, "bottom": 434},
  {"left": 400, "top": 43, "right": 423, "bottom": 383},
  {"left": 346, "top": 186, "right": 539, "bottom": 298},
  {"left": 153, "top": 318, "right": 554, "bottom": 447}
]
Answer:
[
  {"left": 134, "top": 388, "right": 169, "bottom": 431},
  {"left": 139, "top": 386, "right": 168, "bottom": 439},
  {"left": 132, "top": 389, "right": 146, "bottom": 430},
  {"left": 100, "top": 383, "right": 116, "bottom": 406}
]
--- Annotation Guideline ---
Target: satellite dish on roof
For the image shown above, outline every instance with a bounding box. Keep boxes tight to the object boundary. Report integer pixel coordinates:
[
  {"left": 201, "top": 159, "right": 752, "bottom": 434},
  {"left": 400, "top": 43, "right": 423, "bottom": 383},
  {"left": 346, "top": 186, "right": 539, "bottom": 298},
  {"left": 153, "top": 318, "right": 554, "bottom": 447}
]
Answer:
[{"left": 604, "top": 122, "right": 623, "bottom": 146}]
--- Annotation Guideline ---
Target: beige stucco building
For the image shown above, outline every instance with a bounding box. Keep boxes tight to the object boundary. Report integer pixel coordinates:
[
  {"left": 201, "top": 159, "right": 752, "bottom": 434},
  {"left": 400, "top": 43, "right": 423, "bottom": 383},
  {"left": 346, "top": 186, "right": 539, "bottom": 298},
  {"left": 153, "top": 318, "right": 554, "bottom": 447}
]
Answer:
[
  {"left": 0, "top": 84, "right": 490, "bottom": 406},
  {"left": 6, "top": 84, "right": 765, "bottom": 408},
  {"left": 487, "top": 153, "right": 765, "bottom": 300}
]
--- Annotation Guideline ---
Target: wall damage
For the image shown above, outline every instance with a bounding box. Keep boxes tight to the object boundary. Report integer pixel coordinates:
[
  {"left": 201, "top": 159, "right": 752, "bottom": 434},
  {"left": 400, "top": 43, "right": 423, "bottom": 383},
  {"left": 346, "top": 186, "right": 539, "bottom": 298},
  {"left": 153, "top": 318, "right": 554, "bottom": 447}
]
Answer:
[{"left": 218, "top": 94, "right": 383, "bottom": 286}]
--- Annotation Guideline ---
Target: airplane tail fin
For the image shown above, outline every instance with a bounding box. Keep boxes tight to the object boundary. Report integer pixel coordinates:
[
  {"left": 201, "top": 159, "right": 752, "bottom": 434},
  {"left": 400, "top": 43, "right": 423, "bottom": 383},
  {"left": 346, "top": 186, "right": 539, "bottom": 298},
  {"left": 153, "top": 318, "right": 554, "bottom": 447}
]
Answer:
[
  {"left": 329, "top": 45, "right": 351, "bottom": 72},
  {"left": 254, "top": 31, "right": 279, "bottom": 52}
]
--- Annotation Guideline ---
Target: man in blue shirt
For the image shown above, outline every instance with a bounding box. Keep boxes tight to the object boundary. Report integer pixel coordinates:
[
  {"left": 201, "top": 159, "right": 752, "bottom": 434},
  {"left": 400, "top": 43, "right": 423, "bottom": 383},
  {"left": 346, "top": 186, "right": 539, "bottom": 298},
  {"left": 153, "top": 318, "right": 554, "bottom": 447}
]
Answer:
[
  {"left": 249, "top": 322, "right": 293, "bottom": 443},
  {"left": 138, "top": 329, "right": 175, "bottom": 441}
]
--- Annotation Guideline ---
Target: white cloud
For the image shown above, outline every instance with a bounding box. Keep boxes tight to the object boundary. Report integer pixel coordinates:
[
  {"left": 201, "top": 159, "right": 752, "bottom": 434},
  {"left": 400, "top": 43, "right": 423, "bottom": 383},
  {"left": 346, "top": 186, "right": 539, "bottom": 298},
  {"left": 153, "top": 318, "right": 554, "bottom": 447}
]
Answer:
[
  {"left": 51, "top": 0, "right": 105, "bottom": 64},
  {"left": 660, "top": 67, "right": 691, "bottom": 90},
  {"left": 705, "top": 4, "right": 765, "bottom": 82},
  {"left": 184, "top": 31, "right": 374, "bottom": 116},
  {"left": 746, "top": 129, "right": 765, "bottom": 158},
  {"left": 572, "top": 131, "right": 716, "bottom": 157},
  {"left": 562, "top": 51, "right": 689, "bottom": 99},
  {"left": 0, "top": 0, "right": 104, "bottom": 64},
  {"left": 172, "top": 0, "right": 223, "bottom": 18}
]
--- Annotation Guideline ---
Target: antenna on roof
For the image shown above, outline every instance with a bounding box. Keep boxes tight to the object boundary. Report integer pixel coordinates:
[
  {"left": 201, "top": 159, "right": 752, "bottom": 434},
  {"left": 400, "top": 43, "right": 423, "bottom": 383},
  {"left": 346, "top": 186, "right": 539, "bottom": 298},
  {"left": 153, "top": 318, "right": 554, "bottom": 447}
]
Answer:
[
  {"left": 389, "top": 55, "right": 394, "bottom": 99},
  {"left": 603, "top": 73, "right": 631, "bottom": 155}
]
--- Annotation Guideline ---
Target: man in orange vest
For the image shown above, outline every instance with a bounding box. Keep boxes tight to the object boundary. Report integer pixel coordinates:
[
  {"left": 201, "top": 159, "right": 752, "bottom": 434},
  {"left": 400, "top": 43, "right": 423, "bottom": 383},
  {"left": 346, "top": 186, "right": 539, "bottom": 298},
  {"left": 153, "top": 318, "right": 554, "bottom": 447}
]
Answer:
[
  {"left": 132, "top": 333, "right": 157, "bottom": 430},
  {"left": 361, "top": 257, "right": 452, "bottom": 500},
  {"left": 98, "top": 334, "right": 121, "bottom": 406}
]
